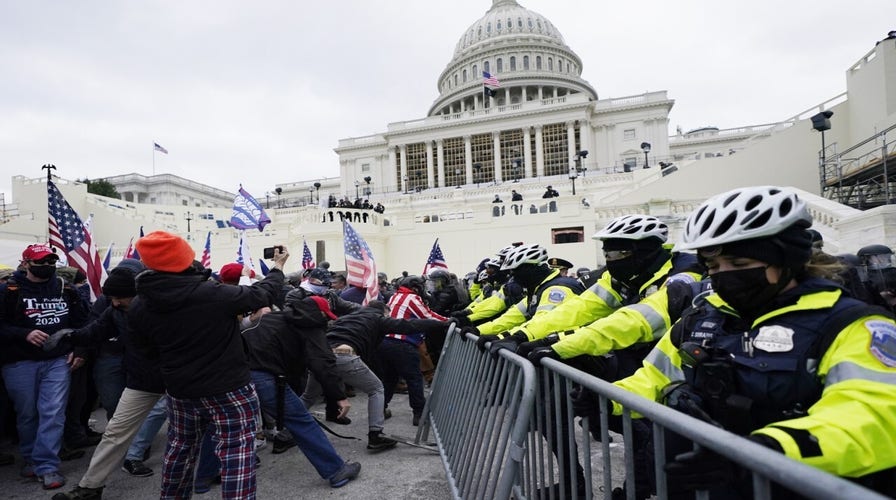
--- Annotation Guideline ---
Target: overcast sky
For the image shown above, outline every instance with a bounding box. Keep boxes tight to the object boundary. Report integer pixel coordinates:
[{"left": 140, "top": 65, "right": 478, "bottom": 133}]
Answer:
[{"left": 1, "top": 0, "right": 892, "bottom": 205}]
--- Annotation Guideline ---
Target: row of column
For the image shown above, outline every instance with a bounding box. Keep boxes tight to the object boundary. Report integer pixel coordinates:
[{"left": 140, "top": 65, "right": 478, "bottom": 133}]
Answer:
[
  {"left": 444, "top": 85, "right": 563, "bottom": 114},
  {"left": 394, "top": 121, "right": 591, "bottom": 189}
]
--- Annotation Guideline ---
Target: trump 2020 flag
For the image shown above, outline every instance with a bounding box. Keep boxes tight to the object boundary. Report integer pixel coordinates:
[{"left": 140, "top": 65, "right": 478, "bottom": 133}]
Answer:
[
  {"left": 200, "top": 231, "right": 212, "bottom": 269},
  {"left": 302, "top": 239, "right": 315, "bottom": 270},
  {"left": 423, "top": 239, "right": 448, "bottom": 275},
  {"left": 343, "top": 220, "right": 379, "bottom": 305},
  {"left": 231, "top": 186, "right": 271, "bottom": 232},
  {"left": 47, "top": 180, "right": 107, "bottom": 301}
]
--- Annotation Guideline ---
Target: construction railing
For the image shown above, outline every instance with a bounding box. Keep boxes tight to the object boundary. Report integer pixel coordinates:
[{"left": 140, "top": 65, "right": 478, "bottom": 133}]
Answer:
[{"left": 418, "top": 328, "right": 889, "bottom": 500}]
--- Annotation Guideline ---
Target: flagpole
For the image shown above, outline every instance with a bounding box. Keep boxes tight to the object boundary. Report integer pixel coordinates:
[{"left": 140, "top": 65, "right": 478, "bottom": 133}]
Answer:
[{"left": 152, "top": 144, "right": 155, "bottom": 176}]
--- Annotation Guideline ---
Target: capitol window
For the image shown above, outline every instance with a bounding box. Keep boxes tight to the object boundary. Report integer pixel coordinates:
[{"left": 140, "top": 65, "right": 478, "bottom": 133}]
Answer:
[
  {"left": 473, "top": 64, "right": 478, "bottom": 76},
  {"left": 558, "top": 58, "right": 563, "bottom": 72},
  {"left": 463, "top": 69, "right": 467, "bottom": 82},
  {"left": 523, "top": 55, "right": 529, "bottom": 70},
  {"left": 510, "top": 56, "right": 516, "bottom": 71},
  {"left": 497, "top": 58, "right": 503, "bottom": 72},
  {"left": 487, "top": 22, "right": 491, "bottom": 34},
  {"left": 497, "top": 20, "right": 501, "bottom": 31},
  {"left": 536, "top": 56, "right": 542, "bottom": 70},
  {"left": 528, "top": 18, "right": 533, "bottom": 28},
  {"left": 517, "top": 17, "right": 523, "bottom": 28},
  {"left": 484, "top": 61, "right": 490, "bottom": 74},
  {"left": 548, "top": 57, "right": 553, "bottom": 71}
]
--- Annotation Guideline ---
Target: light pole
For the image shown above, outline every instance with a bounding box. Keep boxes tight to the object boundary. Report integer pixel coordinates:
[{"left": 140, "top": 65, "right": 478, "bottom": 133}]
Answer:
[
  {"left": 185, "top": 211, "right": 193, "bottom": 239},
  {"left": 265, "top": 191, "right": 271, "bottom": 209},
  {"left": 42, "top": 163, "right": 57, "bottom": 181},
  {"left": 454, "top": 168, "right": 462, "bottom": 188},
  {"left": 354, "top": 180, "right": 360, "bottom": 199},
  {"left": 363, "top": 176, "right": 372, "bottom": 196},
  {"left": 308, "top": 186, "right": 314, "bottom": 205},
  {"left": 275, "top": 187, "right": 282, "bottom": 208},
  {"left": 403, "top": 175, "right": 408, "bottom": 194},
  {"left": 640, "top": 142, "right": 651, "bottom": 168},
  {"left": 569, "top": 162, "right": 579, "bottom": 195},
  {"left": 313, "top": 182, "right": 321, "bottom": 203},
  {"left": 473, "top": 163, "right": 482, "bottom": 188},
  {"left": 811, "top": 110, "right": 834, "bottom": 165}
]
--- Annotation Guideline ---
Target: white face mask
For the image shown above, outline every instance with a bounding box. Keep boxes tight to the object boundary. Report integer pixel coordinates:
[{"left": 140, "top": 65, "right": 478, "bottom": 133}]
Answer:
[{"left": 301, "top": 282, "right": 329, "bottom": 295}]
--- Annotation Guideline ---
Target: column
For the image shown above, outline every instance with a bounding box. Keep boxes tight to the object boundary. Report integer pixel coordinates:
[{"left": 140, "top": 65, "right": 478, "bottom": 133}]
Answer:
[
  {"left": 538, "top": 86, "right": 543, "bottom": 100},
  {"left": 566, "top": 121, "right": 577, "bottom": 169},
  {"left": 464, "top": 135, "right": 473, "bottom": 184},
  {"left": 521, "top": 86, "right": 527, "bottom": 103},
  {"left": 534, "top": 125, "right": 544, "bottom": 177},
  {"left": 580, "top": 121, "right": 593, "bottom": 174},
  {"left": 475, "top": 93, "right": 480, "bottom": 111},
  {"left": 388, "top": 147, "right": 398, "bottom": 192},
  {"left": 492, "top": 131, "right": 503, "bottom": 183},
  {"left": 399, "top": 144, "right": 408, "bottom": 193},
  {"left": 522, "top": 127, "right": 532, "bottom": 179},
  {"left": 426, "top": 141, "right": 435, "bottom": 189},
  {"left": 504, "top": 88, "right": 510, "bottom": 105},
  {"left": 436, "top": 139, "right": 445, "bottom": 188}
]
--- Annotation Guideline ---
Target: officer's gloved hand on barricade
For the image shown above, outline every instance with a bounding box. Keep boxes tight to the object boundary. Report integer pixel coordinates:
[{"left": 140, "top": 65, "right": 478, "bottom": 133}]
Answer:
[
  {"left": 526, "top": 345, "right": 561, "bottom": 365},
  {"left": 449, "top": 320, "right": 468, "bottom": 341},
  {"left": 663, "top": 447, "right": 735, "bottom": 494},
  {"left": 451, "top": 309, "right": 472, "bottom": 327},
  {"left": 515, "top": 332, "right": 559, "bottom": 358},
  {"left": 488, "top": 331, "right": 529, "bottom": 358}
]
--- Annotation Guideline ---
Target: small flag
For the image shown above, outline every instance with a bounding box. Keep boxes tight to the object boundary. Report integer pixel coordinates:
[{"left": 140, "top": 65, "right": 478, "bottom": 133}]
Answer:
[
  {"left": 230, "top": 186, "right": 271, "bottom": 232},
  {"left": 47, "top": 180, "right": 107, "bottom": 301},
  {"left": 153, "top": 142, "right": 168, "bottom": 154},
  {"left": 124, "top": 226, "right": 144, "bottom": 261},
  {"left": 483, "top": 71, "right": 500, "bottom": 88},
  {"left": 422, "top": 239, "right": 449, "bottom": 275},
  {"left": 302, "top": 239, "right": 315, "bottom": 270},
  {"left": 102, "top": 242, "right": 115, "bottom": 271},
  {"left": 343, "top": 220, "right": 379, "bottom": 305},
  {"left": 200, "top": 231, "right": 212, "bottom": 268},
  {"left": 258, "top": 259, "right": 270, "bottom": 276},
  {"left": 236, "top": 230, "right": 256, "bottom": 272}
]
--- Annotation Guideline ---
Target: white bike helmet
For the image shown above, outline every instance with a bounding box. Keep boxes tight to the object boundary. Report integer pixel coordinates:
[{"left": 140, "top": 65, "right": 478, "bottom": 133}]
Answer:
[
  {"left": 500, "top": 244, "right": 549, "bottom": 270},
  {"left": 677, "top": 186, "right": 811, "bottom": 251},
  {"left": 592, "top": 215, "right": 669, "bottom": 242},
  {"left": 496, "top": 242, "right": 524, "bottom": 262}
]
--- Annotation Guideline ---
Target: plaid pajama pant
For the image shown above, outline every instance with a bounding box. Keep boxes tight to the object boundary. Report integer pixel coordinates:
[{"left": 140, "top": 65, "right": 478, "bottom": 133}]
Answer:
[{"left": 161, "top": 384, "right": 259, "bottom": 500}]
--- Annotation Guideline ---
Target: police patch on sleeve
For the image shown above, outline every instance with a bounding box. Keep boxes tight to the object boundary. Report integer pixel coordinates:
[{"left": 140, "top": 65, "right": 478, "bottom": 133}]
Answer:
[
  {"left": 867, "top": 320, "right": 896, "bottom": 368},
  {"left": 548, "top": 289, "right": 567, "bottom": 303}
]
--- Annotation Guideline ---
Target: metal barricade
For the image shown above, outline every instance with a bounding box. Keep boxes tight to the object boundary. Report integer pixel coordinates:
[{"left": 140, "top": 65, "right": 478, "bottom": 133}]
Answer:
[{"left": 419, "top": 328, "right": 889, "bottom": 500}]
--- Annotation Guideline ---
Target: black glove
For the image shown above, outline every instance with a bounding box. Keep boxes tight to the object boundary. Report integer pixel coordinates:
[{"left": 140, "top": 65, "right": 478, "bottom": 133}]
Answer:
[
  {"left": 515, "top": 336, "right": 556, "bottom": 358},
  {"left": 451, "top": 310, "right": 472, "bottom": 327},
  {"left": 488, "top": 331, "right": 528, "bottom": 358},
  {"left": 474, "top": 333, "right": 491, "bottom": 352},
  {"left": 526, "top": 345, "right": 561, "bottom": 365},
  {"left": 663, "top": 448, "right": 734, "bottom": 494},
  {"left": 42, "top": 328, "right": 74, "bottom": 352}
]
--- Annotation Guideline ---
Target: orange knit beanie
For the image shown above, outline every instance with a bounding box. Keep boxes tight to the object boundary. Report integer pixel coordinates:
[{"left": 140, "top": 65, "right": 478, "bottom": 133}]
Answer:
[{"left": 135, "top": 231, "right": 195, "bottom": 272}]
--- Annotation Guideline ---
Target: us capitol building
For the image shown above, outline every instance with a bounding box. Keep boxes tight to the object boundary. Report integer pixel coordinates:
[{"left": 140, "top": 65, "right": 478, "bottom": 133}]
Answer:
[{"left": 2, "top": 0, "right": 896, "bottom": 276}]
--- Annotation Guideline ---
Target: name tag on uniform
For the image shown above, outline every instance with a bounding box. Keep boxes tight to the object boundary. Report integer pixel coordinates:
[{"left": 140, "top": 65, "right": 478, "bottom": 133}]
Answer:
[{"left": 753, "top": 325, "right": 795, "bottom": 353}]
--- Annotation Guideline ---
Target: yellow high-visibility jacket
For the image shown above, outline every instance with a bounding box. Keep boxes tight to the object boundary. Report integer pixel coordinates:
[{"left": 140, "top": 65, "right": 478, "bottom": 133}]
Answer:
[{"left": 477, "top": 270, "right": 582, "bottom": 336}]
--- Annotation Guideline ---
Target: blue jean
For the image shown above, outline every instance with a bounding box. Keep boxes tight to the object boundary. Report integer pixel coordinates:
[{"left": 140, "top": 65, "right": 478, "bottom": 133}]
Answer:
[
  {"left": 195, "top": 425, "right": 219, "bottom": 482},
  {"left": 125, "top": 396, "right": 167, "bottom": 462},
  {"left": 377, "top": 338, "right": 426, "bottom": 414},
  {"left": 93, "top": 355, "right": 126, "bottom": 421},
  {"left": 250, "top": 370, "right": 344, "bottom": 480},
  {"left": 2, "top": 356, "right": 71, "bottom": 475}
]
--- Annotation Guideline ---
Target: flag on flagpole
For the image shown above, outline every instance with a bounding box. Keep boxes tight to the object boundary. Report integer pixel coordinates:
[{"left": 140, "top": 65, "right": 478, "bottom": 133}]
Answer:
[
  {"left": 236, "top": 230, "right": 256, "bottom": 272},
  {"left": 483, "top": 71, "right": 500, "bottom": 87},
  {"left": 422, "top": 239, "right": 449, "bottom": 275},
  {"left": 47, "top": 180, "right": 107, "bottom": 301},
  {"left": 343, "top": 220, "right": 379, "bottom": 305},
  {"left": 200, "top": 231, "right": 212, "bottom": 268},
  {"left": 302, "top": 239, "right": 315, "bottom": 270},
  {"left": 230, "top": 186, "right": 271, "bottom": 232},
  {"left": 102, "top": 242, "right": 115, "bottom": 271},
  {"left": 123, "top": 237, "right": 135, "bottom": 259},
  {"left": 153, "top": 142, "right": 168, "bottom": 154}
]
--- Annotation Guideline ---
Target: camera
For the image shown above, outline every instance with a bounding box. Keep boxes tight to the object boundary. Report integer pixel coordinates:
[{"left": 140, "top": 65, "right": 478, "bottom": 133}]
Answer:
[{"left": 263, "top": 246, "right": 283, "bottom": 259}]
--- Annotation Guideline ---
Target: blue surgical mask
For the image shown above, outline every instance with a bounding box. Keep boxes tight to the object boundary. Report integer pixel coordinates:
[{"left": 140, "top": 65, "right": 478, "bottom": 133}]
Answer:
[{"left": 301, "top": 282, "right": 329, "bottom": 295}]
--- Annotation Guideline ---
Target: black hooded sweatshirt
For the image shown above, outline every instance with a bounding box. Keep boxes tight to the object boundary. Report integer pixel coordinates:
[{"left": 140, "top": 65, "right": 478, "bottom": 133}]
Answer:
[
  {"left": 129, "top": 268, "right": 283, "bottom": 399},
  {"left": 326, "top": 305, "right": 448, "bottom": 365}
]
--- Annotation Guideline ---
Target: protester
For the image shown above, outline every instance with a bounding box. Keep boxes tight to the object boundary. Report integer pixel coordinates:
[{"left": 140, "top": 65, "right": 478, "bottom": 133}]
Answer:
[
  {"left": 128, "top": 231, "right": 287, "bottom": 499},
  {"left": 612, "top": 186, "right": 896, "bottom": 497},
  {"left": 511, "top": 190, "right": 523, "bottom": 201},
  {"left": 0, "top": 244, "right": 89, "bottom": 490},
  {"left": 542, "top": 185, "right": 559, "bottom": 198},
  {"left": 492, "top": 194, "right": 503, "bottom": 203}
]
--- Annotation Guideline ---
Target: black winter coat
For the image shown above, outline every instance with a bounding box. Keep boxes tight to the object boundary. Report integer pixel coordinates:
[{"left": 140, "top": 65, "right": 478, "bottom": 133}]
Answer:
[
  {"left": 129, "top": 268, "right": 284, "bottom": 399},
  {"left": 326, "top": 305, "right": 448, "bottom": 364}
]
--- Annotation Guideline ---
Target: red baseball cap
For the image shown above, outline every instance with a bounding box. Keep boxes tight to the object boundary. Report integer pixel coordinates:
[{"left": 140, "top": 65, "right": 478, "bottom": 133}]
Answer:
[
  {"left": 22, "top": 244, "right": 58, "bottom": 262},
  {"left": 218, "top": 263, "right": 244, "bottom": 284},
  {"left": 306, "top": 295, "right": 337, "bottom": 320}
]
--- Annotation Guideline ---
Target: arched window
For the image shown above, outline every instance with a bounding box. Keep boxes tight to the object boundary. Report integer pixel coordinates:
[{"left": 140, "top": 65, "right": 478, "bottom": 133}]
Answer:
[
  {"left": 454, "top": 74, "right": 458, "bottom": 86},
  {"left": 557, "top": 58, "right": 563, "bottom": 72},
  {"left": 463, "top": 69, "right": 467, "bottom": 82},
  {"left": 507, "top": 18, "right": 512, "bottom": 30},
  {"left": 523, "top": 55, "right": 529, "bottom": 70},
  {"left": 528, "top": 18, "right": 533, "bottom": 28},
  {"left": 496, "top": 20, "right": 502, "bottom": 31},
  {"left": 487, "top": 22, "right": 491, "bottom": 34},
  {"left": 548, "top": 57, "right": 553, "bottom": 71},
  {"left": 473, "top": 64, "right": 478, "bottom": 77},
  {"left": 509, "top": 56, "right": 516, "bottom": 71},
  {"left": 484, "top": 61, "right": 490, "bottom": 74},
  {"left": 477, "top": 26, "right": 482, "bottom": 38},
  {"left": 518, "top": 17, "right": 523, "bottom": 28},
  {"left": 497, "top": 58, "right": 503, "bottom": 72},
  {"left": 536, "top": 56, "right": 542, "bottom": 70}
]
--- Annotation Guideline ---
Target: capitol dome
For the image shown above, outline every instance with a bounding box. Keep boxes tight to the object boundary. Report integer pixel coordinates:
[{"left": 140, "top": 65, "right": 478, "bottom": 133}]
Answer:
[{"left": 428, "top": 0, "right": 597, "bottom": 116}]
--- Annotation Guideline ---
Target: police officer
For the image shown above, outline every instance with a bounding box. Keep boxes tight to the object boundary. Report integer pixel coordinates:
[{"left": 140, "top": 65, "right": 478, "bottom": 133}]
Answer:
[
  {"left": 452, "top": 244, "right": 525, "bottom": 326},
  {"left": 612, "top": 186, "right": 896, "bottom": 497}
]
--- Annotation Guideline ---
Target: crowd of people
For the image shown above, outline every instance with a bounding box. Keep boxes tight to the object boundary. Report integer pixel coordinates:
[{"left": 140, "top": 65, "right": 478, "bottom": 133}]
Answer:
[
  {"left": 326, "top": 195, "right": 385, "bottom": 214},
  {"left": 0, "top": 184, "right": 894, "bottom": 498}
]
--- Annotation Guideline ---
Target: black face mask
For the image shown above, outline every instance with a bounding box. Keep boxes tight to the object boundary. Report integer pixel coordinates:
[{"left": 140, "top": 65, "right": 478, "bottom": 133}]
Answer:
[
  {"left": 29, "top": 265, "right": 56, "bottom": 280},
  {"left": 606, "top": 257, "right": 641, "bottom": 285},
  {"left": 710, "top": 266, "right": 786, "bottom": 318}
]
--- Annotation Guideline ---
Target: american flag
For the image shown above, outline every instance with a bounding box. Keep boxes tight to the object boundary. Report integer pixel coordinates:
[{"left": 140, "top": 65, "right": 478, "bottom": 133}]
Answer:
[
  {"left": 422, "top": 238, "right": 448, "bottom": 275},
  {"left": 230, "top": 186, "right": 271, "bottom": 232},
  {"left": 200, "top": 231, "right": 212, "bottom": 268},
  {"left": 483, "top": 71, "right": 500, "bottom": 88},
  {"left": 47, "top": 180, "right": 107, "bottom": 301},
  {"left": 343, "top": 220, "right": 379, "bottom": 305},
  {"left": 302, "top": 239, "right": 315, "bottom": 270},
  {"left": 153, "top": 142, "right": 168, "bottom": 154}
]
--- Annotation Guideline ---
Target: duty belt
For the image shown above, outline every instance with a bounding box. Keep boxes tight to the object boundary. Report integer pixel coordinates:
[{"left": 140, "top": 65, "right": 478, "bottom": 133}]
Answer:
[{"left": 332, "top": 344, "right": 356, "bottom": 356}]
